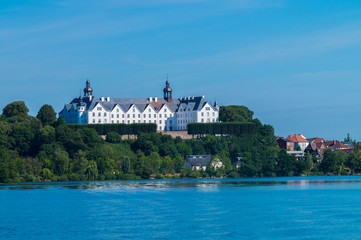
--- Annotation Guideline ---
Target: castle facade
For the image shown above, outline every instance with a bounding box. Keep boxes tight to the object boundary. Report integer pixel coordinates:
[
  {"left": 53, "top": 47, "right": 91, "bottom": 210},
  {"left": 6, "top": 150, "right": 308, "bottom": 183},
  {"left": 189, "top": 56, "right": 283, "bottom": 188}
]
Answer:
[{"left": 59, "top": 80, "right": 219, "bottom": 131}]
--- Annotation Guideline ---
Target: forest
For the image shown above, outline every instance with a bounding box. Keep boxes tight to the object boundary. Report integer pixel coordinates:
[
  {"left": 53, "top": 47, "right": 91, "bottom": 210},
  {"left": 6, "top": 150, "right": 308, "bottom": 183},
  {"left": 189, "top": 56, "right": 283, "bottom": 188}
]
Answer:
[{"left": 0, "top": 102, "right": 360, "bottom": 183}]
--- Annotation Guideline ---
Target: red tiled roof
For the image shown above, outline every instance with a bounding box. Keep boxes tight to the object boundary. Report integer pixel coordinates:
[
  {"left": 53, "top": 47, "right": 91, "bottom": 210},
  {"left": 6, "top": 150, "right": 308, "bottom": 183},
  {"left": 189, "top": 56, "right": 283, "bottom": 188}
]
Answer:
[
  {"left": 287, "top": 134, "right": 309, "bottom": 143},
  {"left": 313, "top": 138, "right": 325, "bottom": 143}
]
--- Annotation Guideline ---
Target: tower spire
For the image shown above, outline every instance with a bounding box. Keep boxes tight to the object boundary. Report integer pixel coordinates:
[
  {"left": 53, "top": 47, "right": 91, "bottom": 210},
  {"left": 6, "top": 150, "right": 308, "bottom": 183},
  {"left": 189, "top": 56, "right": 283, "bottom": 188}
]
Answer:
[
  {"left": 163, "top": 76, "right": 172, "bottom": 102},
  {"left": 84, "top": 79, "right": 93, "bottom": 97}
]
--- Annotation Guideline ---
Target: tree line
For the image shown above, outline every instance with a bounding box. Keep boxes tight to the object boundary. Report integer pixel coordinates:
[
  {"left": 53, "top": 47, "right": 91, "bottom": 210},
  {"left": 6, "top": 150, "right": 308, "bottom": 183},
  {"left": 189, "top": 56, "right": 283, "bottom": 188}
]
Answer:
[{"left": 0, "top": 102, "right": 360, "bottom": 183}]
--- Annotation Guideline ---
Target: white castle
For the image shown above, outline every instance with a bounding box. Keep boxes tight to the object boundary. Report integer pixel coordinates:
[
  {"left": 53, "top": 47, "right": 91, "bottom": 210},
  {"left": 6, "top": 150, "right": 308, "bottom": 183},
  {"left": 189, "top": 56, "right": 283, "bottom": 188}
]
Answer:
[{"left": 59, "top": 79, "right": 219, "bottom": 131}]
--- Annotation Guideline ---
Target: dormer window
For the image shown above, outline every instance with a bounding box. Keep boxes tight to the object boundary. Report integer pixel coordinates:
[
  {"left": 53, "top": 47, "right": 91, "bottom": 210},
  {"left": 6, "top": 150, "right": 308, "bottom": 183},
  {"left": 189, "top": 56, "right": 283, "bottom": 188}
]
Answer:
[{"left": 97, "top": 107, "right": 102, "bottom": 110}]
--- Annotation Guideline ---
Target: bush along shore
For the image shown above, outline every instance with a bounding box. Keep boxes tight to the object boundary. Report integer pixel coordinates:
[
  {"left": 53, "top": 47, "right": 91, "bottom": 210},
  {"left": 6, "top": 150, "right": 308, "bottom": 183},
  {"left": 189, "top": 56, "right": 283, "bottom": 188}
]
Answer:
[{"left": 0, "top": 102, "right": 358, "bottom": 183}]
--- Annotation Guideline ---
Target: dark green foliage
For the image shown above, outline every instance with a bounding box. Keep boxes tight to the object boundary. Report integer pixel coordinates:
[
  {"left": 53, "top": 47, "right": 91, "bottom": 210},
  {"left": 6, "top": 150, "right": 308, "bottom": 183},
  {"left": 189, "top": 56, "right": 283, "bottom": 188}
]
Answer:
[
  {"left": 219, "top": 105, "right": 254, "bottom": 122},
  {"left": 106, "top": 132, "right": 122, "bottom": 143},
  {"left": 37, "top": 104, "right": 56, "bottom": 126},
  {"left": 188, "top": 122, "right": 256, "bottom": 135},
  {"left": 1, "top": 100, "right": 359, "bottom": 183},
  {"left": 68, "top": 123, "right": 156, "bottom": 135},
  {"left": 3, "top": 101, "right": 29, "bottom": 118}
]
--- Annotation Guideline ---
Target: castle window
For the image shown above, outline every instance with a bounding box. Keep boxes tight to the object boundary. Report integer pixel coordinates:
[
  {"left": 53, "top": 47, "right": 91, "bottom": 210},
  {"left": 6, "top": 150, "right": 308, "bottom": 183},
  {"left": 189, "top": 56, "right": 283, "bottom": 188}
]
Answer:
[
  {"left": 149, "top": 109, "right": 151, "bottom": 112},
  {"left": 117, "top": 109, "right": 119, "bottom": 113},
  {"left": 122, "top": 120, "right": 125, "bottom": 123},
  {"left": 149, "top": 114, "right": 151, "bottom": 118},
  {"left": 93, "top": 113, "right": 95, "bottom": 117},
  {"left": 133, "top": 120, "right": 135, "bottom": 123},
  {"left": 207, "top": 112, "right": 209, "bottom": 117},
  {"left": 111, "top": 114, "right": 114, "bottom": 118},
  {"left": 213, "top": 112, "right": 215, "bottom": 116},
  {"left": 159, "top": 120, "right": 162, "bottom": 124},
  {"left": 127, "top": 114, "right": 130, "bottom": 118},
  {"left": 104, "top": 113, "right": 106, "bottom": 116},
  {"left": 117, "top": 120, "right": 119, "bottom": 123},
  {"left": 164, "top": 109, "right": 167, "bottom": 112},
  {"left": 117, "top": 114, "right": 119, "bottom": 118},
  {"left": 133, "top": 114, "right": 135, "bottom": 118},
  {"left": 201, "top": 112, "right": 204, "bottom": 117},
  {"left": 133, "top": 108, "right": 135, "bottom": 112},
  {"left": 138, "top": 114, "right": 140, "bottom": 118},
  {"left": 98, "top": 119, "right": 101, "bottom": 123},
  {"left": 201, "top": 119, "right": 204, "bottom": 122},
  {"left": 98, "top": 113, "right": 101, "bottom": 117},
  {"left": 97, "top": 107, "right": 102, "bottom": 110},
  {"left": 143, "top": 114, "right": 146, "bottom": 118},
  {"left": 122, "top": 114, "right": 125, "bottom": 118},
  {"left": 165, "top": 114, "right": 167, "bottom": 118},
  {"left": 104, "top": 119, "right": 107, "bottom": 123},
  {"left": 159, "top": 114, "right": 162, "bottom": 118},
  {"left": 112, "top": 120, "right": 114, "bottom": 123},
  {"left": 154, "top": 114, "right": 156, "bottom": 118},
  {"left": 128, "top": 120, "right": 130, "bottom": 124},
  {"left": 93, "top": 119, "right": 95, "bottom": 123},
  {"left": 206, "top": 107, "right": 210, "bottom": 111}
]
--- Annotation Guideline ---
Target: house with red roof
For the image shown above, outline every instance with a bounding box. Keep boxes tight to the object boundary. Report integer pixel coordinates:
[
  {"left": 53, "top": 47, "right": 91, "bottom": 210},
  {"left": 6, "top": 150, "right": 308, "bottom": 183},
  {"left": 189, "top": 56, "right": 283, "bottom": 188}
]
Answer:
[{"left": 287, "top": 134, "right": 309, "bottom": 151}]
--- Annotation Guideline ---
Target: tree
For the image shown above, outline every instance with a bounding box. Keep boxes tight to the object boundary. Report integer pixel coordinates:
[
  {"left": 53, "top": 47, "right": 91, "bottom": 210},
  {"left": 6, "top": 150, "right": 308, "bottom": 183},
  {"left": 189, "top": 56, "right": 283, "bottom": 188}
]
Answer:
[
  {"left": 106, "top": 132, "right": 122, "bottom": 143},
  {"left": 85, "top": 161, "right": 98, "bottom": 180},
  {"left": 122, "top": 156, "right": 131, "bottom": 174},
  {"left": 41, "top": 168, "right": 52, "bottom": 180},
  {"left": 37, "top": 104, "right": 56, "bottom": 126},
  {"left": 219, "top": 105, "right": 254, "bottom": 122},
  {"left": 38, "top": 125, "right": 56, "bottom": 145},
  {"left": 320, "top": 150, "right": 337, "bottom": 174},
  {"left": 53, "top": 148, "right": 70, "bottom": 175},
  {"left": 72, "top": 150, "right": 88, "bottom": 174},
  {"left": 3, "top": 101, "right": 29, "bottom": 118}
]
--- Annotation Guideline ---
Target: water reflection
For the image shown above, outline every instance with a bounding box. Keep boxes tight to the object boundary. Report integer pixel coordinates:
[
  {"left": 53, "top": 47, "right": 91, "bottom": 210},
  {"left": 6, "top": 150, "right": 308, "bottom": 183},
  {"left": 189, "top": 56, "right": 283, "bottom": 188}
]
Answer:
[{"left": 1, "top": 177, "right": 361, "bottom": 190}]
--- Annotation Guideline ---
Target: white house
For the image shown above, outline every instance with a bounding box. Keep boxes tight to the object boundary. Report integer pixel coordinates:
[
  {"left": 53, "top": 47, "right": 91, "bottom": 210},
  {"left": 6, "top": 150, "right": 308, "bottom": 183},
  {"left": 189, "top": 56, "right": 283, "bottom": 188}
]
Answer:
[{"left": 59, "top": 79, "right": 219, "bottom": 131}]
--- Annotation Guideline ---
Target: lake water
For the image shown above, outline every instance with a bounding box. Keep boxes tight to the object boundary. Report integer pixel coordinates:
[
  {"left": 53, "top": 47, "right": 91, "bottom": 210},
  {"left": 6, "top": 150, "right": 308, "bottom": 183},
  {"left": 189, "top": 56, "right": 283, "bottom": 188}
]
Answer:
[{"left": 2, "top": 176, "right": 361, "bottom": 239}]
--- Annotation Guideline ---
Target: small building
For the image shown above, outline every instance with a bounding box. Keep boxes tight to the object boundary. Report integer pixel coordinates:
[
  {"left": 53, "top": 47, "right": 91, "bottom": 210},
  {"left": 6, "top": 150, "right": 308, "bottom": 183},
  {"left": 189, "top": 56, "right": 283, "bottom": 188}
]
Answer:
[
  {"left": 185, "top": 155, "right": 212, "bottom": 171},
  {"left": 287, "top": 134, "right": 309, "bottom": 151},
  {"left": 232, "top": 157, "right": 244, "bottom": 168},
  {"left": 287, "top": 151, "right": 305, "bottom": 160},
  {"left": 277, "top": 137, "right": 294, "bottom": 151}
]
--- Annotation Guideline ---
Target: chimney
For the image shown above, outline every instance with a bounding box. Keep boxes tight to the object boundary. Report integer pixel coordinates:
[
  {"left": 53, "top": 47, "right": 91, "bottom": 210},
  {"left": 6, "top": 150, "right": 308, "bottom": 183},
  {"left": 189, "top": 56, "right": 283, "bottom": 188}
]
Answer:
[
  {"left": 192, "top": 96, "right": 194, "bottom": 100},
  {"left": 155, "top": 97, "right": 158, "bottom": 102},
  {"left": 89, "top": 95, "right": 92, "bottom": 101},
  {"left": 101, "top": 97, "right": 105, "bottom": 102},
  {"left": 149, "top": 97, "right": 153, "bottom": 102},
  {"left": 107, "top": 97, "right": 110, "bottom": 102}
]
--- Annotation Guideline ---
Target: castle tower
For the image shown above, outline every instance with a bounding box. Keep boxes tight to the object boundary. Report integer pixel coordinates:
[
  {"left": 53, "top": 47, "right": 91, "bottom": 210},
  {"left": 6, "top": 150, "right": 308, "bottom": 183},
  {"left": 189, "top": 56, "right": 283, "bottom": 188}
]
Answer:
[
  {"left": 163, "top": 78, "right": 172, "bottom": 102},
  {"left": 84, "top": 80, "right": 93, "bottom": 97}
]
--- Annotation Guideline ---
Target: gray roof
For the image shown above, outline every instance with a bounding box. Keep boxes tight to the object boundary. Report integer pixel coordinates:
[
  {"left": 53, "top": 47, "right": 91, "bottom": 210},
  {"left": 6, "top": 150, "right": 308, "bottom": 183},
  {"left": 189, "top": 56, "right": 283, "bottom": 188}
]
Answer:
[
  {"left": 185, "top": 155, "right": 212, "bottom": 168},
  {"left": 60, "top": 96, "right": 218, "bottom": 114}
]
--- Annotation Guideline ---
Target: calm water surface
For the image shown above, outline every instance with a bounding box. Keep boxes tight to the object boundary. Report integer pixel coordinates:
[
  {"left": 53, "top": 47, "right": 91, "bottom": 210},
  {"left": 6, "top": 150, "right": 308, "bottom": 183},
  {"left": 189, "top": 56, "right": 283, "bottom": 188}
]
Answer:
[{"left": 2, "top": 176, "right": 361, "bottom": 239}]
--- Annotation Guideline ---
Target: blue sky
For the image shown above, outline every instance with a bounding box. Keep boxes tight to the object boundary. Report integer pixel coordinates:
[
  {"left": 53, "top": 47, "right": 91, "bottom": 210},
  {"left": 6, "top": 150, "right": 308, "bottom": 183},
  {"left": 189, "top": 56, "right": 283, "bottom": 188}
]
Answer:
[{"left": 1, "top": 0, "right": 361, "bottom": 140}]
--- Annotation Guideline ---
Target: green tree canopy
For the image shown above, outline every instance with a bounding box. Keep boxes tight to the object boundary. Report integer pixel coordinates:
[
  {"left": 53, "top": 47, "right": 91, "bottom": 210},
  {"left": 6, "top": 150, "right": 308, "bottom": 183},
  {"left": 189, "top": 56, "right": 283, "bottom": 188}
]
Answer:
[
  {"left": 3, "top": 101, "right": 29, "bottom": 118},
  {"left": 219, "top": 105, "right": 254, "bottom": 122},
  {"left": 37, "top": 104, "right": 56, "bottom": 126}
]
